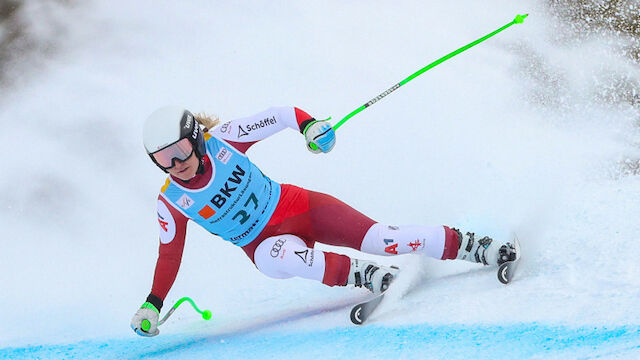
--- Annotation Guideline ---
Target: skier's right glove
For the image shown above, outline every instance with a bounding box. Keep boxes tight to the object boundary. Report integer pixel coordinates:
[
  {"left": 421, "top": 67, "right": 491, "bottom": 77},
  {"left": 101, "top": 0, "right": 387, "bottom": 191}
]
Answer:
[
  {"left": 130, "top": 302, "right": 160, "bottom": 337},
  {"left": 303, "top": 119, "right": 336, "bottom": 154}
]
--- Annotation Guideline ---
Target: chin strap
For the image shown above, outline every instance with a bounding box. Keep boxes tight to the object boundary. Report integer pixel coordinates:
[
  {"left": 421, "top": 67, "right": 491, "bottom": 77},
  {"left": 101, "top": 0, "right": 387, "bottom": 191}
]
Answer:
[{"left": 196, "top": 157, "right": 206, "bottom": 174}]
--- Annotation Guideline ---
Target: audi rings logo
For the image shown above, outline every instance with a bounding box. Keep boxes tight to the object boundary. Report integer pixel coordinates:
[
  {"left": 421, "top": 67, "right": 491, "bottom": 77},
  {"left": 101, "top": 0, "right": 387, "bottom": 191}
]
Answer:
[
  {"left": 270, "top": 239, "right": 287, "bottom": 257},
  {"left": 220, "top": 121, "right": 232, "bottom": 134}
]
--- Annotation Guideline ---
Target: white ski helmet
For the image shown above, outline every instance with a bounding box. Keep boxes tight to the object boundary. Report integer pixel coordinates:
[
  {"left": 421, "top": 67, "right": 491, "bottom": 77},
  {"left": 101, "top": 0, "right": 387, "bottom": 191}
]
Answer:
[{"left": 143, "top": 106, "right": 206, "bottom": 172}]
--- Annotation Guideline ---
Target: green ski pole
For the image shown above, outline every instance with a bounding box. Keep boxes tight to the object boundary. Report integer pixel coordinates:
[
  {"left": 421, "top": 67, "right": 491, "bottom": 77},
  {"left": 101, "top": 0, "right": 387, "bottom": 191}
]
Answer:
[
  {"left": 332, "top": 13, "right": 528, "bottom": 131},
  {"left": 141, "top": 297, "right": 212, "bottom": 332}
]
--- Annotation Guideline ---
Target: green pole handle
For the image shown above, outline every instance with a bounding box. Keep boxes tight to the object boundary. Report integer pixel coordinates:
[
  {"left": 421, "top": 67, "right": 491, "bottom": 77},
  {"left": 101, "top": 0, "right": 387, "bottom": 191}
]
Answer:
[{"left": 332, "top": 14, "right": 528, "bottom": 131}]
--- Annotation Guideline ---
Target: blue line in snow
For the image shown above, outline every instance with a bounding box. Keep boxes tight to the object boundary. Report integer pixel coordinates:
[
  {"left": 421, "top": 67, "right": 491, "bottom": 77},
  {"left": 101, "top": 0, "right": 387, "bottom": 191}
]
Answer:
[{"left": 2, "top": 323, "right": 639, "bottom": 360}]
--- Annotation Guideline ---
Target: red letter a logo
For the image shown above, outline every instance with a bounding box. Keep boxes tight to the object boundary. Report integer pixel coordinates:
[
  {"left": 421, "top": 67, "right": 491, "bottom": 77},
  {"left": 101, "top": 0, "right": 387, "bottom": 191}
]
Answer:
[
  {"left": 158, "top": 219, "right": 169, "bottom": 232},
  {"left": 385, "top": 244, "right": 398, "bottom": 255}
]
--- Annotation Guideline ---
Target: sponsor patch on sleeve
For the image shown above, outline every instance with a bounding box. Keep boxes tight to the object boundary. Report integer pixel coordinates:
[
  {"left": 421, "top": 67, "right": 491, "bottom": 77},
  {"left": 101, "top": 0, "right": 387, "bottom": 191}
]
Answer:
[{"left": 157, "top": 200, "right": 177, "bottom": 244}]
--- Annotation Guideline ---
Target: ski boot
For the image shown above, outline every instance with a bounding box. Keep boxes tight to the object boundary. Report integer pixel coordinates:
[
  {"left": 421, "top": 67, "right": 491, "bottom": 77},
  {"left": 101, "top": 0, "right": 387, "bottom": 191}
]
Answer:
[
  {"left": 347, "top": 259, "right": 399, "bottom": 295},
  {"left": 454, "top": 229, "right": 517, "bottom": 266}
]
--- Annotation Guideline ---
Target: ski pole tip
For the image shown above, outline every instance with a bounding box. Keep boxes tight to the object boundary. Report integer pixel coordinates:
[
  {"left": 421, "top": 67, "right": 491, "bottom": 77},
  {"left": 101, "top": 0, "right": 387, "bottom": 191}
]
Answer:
[
  {"left": 202, "top": 310, "right": 212, "bottom": 320},
  {"left": 514, "top": 14, "right": 529, "bottom": 24}
]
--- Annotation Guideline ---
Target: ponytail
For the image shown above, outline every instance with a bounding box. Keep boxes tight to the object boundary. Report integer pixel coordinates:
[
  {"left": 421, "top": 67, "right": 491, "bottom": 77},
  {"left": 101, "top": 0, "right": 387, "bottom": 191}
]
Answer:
[{"left": 194, "top": 113, "right": 220, "bottom": 132}]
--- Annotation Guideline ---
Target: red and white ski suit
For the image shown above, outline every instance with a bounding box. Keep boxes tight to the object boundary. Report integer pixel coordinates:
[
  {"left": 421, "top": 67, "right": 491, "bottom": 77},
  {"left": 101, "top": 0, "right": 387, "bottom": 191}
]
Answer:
[{"left": 146, "top": 106, "right": 460, "bottom": 310}]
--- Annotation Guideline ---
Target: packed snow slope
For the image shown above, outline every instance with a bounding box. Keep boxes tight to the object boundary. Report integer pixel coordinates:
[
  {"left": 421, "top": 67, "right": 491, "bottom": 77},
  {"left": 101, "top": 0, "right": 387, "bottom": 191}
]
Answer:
[{"left": 1, "top": 1, "right": 639, "bottom": 359}]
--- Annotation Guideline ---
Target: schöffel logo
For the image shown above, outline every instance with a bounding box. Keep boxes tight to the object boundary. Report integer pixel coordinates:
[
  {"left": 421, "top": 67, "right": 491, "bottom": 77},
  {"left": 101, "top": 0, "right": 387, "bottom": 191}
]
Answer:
[
  {"left": 237, "top": 116, "right": 277, "bottom": 138},
  {"left": 295, "top": 249, "right": 315, "bottom": 266}
]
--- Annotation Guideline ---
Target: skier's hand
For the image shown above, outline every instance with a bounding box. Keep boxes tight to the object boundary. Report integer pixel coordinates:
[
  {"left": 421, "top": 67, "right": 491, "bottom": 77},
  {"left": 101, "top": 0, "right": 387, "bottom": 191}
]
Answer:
[
  {"left": 303, "top": 119, "right": 335, "bottom": 154},
  {"left": 130, "top": 302, "right": 160, "bottom": 337}
]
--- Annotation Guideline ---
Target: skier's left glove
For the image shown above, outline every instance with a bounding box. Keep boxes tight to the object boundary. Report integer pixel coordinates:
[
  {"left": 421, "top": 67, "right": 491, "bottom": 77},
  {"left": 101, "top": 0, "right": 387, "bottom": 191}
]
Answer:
[
  {"left": 303, "top": 119, "right": 335, "bottom": 154},
  {"left": 130, "top": 302, "right": 160, "bottom": 337}
]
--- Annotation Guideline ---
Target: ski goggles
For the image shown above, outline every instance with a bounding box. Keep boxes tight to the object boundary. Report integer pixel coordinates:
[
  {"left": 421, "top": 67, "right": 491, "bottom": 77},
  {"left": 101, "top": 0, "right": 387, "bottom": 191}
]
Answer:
[{"left": 150, "top": 138, "right": 194, "bottom": 169}]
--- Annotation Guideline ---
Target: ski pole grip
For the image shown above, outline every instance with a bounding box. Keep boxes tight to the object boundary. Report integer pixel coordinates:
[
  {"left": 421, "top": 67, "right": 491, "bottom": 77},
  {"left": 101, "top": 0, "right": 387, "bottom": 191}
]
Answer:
[{"left": 141, "top": 319, "right": 151, "bottom": 332}]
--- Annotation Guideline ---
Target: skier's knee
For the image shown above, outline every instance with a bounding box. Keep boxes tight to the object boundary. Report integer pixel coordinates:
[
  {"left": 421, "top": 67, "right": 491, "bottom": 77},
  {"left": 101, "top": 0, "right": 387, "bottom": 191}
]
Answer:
[
  {"left": 254, "top": 234, "right": 306, "bottom": 279},
  {"left": 254, "top": 234, "right": 325, "bottom": 282}
]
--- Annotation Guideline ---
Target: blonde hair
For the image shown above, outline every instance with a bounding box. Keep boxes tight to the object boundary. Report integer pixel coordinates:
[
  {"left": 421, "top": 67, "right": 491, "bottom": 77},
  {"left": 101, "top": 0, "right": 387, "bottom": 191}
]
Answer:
[{"left": 194, "top": 112, "right": 221, "bottom": 132}]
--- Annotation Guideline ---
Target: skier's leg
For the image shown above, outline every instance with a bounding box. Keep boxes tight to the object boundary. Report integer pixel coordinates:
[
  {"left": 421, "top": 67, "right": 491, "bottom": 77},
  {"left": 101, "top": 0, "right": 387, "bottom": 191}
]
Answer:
[
  {"left": 303, "top": 188, "right": 376, "bottom": 249},
  {"left": 253, "top": 234, "right": 399, "bottom": 294},
  {"left": 299, "top": 190, "right": 462, "bottom": 261},
  {"left": 249, "top": 185, "right": 399, "bottom": 291},
  {"left": 359, "top": 224, "right": 460, "bottom": 259},
  {"left": 253, "top": 234, "right": 327, "bottom": 282},
  {"left": 288, "top": 187, "right": 514, "bottom": 266},
  {"left": 360, "top": 223, "right": 515, "bottom": 266},
  {"left": 298, "top": 190, "right": 402, "bottom": 293},
  {"left": 244, "top": 186, "right": 356, "bottom": 287}
]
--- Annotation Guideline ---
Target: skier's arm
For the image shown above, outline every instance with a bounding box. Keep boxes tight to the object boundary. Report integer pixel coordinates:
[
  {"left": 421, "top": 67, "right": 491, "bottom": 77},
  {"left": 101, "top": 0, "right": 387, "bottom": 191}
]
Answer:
[
  {"left": 131, "top": 195, "right": 188, "bottom": 337},
  {"left": 147, "top": 195, "right": 189, "bottom": 311},
  {"left": 210, "top": 106, "right": 321, "bottom": 153}
]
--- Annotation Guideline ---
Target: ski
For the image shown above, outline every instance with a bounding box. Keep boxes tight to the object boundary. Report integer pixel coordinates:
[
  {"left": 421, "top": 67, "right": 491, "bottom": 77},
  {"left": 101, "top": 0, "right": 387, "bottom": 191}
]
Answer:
[
  {"left": 349, "top": 265, "right": 398, "bottom": 325},
  {"left": 350, "top": 293, "right": 385, "bottom": 325},
  {"left": 350, "top": 235, "right": 521, "bottom": 325},
  {"left": 497, "top": 235, "right": 521, "bottom": 284}
]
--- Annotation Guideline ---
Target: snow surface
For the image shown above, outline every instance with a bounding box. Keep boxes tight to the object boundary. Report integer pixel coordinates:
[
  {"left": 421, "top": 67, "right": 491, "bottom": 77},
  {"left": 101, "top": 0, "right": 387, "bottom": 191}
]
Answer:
[{"left": 1, "top": 1, "right": 640, "bottom": 359}]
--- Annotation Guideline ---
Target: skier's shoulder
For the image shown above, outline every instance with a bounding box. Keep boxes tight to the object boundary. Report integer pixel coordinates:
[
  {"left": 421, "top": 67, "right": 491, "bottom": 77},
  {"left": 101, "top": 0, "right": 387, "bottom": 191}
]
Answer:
[
  {"left": 205, "top": 118, "right": 240, "bottom": 146},
  {"left": 201, "top": 128, "right": 229, "bottom": 147},
  {"left": 156, "top": 176, "right": 183, "bottom": 202},
  {"left": 159, "top": 177, "right": 172, "bottom": 195},
  {"left": 156, "top": 179, "right": 190, "bottom": 221}
]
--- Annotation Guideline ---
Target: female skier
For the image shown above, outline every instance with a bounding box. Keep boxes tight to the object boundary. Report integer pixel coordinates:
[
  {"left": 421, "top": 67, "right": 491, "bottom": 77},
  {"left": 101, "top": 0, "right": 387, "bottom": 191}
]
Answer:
[{"left": 131, "top": 106, "right": 516, "bottom": 336}]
